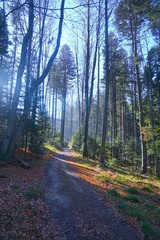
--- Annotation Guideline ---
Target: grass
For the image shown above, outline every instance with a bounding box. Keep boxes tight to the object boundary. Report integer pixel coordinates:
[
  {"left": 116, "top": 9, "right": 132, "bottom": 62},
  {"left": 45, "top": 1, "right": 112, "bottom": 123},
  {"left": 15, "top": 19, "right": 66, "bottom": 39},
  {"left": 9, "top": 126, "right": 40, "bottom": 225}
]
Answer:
[
  {"left": 141, "top": 183, "right": 153, "bottom": 192},
  {"left": 70, "top": 150, "right": 160, "bottom": 240},
  {"left": 108, "top": 189, "right": 120, "bottom": 198},
  {"left": 95, "top": 172, "right": 111, "bottom": 183},
  {"left": 11, "top": 184, "right": 21, "bottom": 191},
  {"left": 44, "top": 143, "right": 57, "bottom": 153},
  {"left": 126, "top": 186, "right": 139, "bottom": 195},
  {"left": 24, "top": 186, "right": 43, "bottom": 200},
  {"left": 125, "top": 194, "right": 140, "bottom": 203},
  {"left": 113, "top": 174, "right": 132, "bottom": 184},
  {"left": 141, "top": 222, "right": 160, "bottom": 240},
  {"left": 117, "top": 201, "right": 145, "bottom": 221}
]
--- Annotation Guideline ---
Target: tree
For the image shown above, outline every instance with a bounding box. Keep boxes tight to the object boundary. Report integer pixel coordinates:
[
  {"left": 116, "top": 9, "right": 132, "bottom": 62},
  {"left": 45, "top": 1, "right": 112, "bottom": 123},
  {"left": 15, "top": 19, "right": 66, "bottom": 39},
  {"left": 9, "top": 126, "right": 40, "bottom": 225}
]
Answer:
[
  {"left": 0, "top": 0, "right": 65, "bottom": 158},
  {"left": 100, "top": 0, "right": 109, "bottom": 166},
  {"left": 115, "top": 0, "right": 148, "bottom": 173},
  {"left": 148, "top": 1, "right": 160, "bottom": 45},
  {"left": 0, "top": 8, "right": 8, "bottom": 56},
  {"left": 57, "top": 44, "right": 76, "bottom": 143}
]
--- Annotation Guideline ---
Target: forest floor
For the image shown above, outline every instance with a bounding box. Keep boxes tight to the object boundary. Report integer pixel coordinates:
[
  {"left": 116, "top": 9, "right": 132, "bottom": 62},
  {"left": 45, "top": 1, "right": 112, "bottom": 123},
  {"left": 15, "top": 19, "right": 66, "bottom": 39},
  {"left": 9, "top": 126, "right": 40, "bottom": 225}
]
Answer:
[
  {"left": 0, "top": 146, "right": 159, "bottom": 239},
  {"left": 44, "top": 148, "right": 142, "bottom": 240}
]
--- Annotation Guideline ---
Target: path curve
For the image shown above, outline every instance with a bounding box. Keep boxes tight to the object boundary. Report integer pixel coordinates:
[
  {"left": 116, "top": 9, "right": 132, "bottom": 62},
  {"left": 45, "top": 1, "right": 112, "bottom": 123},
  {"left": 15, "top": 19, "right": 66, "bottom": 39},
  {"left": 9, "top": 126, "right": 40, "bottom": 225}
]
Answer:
[{"left": 45, "top": 149, "right": 141, "bottom": 240}]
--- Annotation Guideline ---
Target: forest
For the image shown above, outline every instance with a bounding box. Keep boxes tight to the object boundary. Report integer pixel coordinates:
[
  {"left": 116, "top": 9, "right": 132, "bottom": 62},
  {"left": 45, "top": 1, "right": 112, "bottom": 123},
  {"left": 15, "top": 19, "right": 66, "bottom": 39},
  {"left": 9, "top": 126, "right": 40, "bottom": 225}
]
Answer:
[
  {"left": 0, "top": 0, "right": 159, "bottom": 176},
  {"left": 0, "top": 0, "right": 160, "bottom": 239}
]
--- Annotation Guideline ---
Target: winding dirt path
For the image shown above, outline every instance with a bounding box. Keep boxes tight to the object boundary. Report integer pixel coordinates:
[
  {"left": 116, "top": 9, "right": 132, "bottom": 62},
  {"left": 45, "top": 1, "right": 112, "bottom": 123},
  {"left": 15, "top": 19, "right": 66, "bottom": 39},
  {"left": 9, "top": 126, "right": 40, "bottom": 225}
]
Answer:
[{"left": 44, "top": 149, "right": 141, "bottom": 240}]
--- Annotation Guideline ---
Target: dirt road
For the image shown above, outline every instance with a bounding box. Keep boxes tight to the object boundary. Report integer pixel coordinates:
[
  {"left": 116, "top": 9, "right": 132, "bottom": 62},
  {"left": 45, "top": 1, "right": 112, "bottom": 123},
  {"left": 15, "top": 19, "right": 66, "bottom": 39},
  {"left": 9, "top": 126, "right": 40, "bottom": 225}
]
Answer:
[{"left": 44, "top": 149, "right": 141, "bottom": 240}]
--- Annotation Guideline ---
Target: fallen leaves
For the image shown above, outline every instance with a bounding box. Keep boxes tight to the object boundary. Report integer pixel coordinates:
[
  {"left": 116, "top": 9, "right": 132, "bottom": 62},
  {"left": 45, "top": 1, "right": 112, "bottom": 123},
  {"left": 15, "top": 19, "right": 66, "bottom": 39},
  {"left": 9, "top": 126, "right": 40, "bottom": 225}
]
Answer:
[{"left": 0, "top": 152, "right": 59, "bottom": 240}]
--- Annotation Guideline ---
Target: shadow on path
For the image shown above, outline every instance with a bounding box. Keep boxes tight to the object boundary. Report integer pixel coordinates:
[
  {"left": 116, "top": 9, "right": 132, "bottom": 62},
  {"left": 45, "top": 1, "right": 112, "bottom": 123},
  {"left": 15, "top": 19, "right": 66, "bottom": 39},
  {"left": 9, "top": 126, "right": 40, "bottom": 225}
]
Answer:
[{"left": 44, "top": 149, "right": 141, "bottom": 240}]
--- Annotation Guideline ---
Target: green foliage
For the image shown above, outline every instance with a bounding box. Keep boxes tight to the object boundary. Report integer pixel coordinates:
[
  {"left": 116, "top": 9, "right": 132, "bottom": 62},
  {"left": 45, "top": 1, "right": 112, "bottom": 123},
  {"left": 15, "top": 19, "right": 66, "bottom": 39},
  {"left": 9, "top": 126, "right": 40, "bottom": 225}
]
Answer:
[
  {"left": 0, "top": 8, "right": 9, "bottom": 55},
  {"left": 117, "top": 201, "right": 144, "bottom": 221},
  {"left": 96, "top": 173, "right": 111, "bottom": 183},
  {"left": 44, "top": 143, "right": 57, "bottom": 153},
  {"left": 87, "top": 136, "right": 101, "bottom": 157},
  {"left": 51, "top": 132, "right": 65, "bottom": 150},
  {"left": 114, "top": 174, "right": 131, "bottom": 184},
  {"left": 24, "top": 186, "right": 42, "bottom": 200},
  {"left": 69, "top": 128, "right": 83, "bottom": 151},
  {"left": 0, "top": 154, "right": 6, "bottom": 162},
  {"left": 141, "top": 222, "right": 160, "bottom": 240},
  {"left": 108, "top": 157, "right": 119, "bottom": 166},
  {"left": 69, "top": 129, "right": 102, "bottom": 158},
  {"left": 142, "top": 184, "right": 153, "bottom": 192},
  {"left": 11, "top": 184, "right": 20, "bottom": 191},
  {"left": 29, "top": 111, "right": 51, "bottom": 154},
  {"left": 108, "top": 189, "right": 120, "bottom": 198},
  {"left": 126, "top": 186, "right": 139, "bottom": 195},
  {"left": 125, "top": 194, "right": 140, "bottom": 203}
]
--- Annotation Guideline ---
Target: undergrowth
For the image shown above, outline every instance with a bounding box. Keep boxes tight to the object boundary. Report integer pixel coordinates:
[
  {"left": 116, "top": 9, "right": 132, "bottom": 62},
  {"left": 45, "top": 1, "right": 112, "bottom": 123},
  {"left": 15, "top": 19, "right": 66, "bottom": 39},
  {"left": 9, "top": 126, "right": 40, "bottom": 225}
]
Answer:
[{"left": 72, "top": 151, "right": 160, "bottom": 240}]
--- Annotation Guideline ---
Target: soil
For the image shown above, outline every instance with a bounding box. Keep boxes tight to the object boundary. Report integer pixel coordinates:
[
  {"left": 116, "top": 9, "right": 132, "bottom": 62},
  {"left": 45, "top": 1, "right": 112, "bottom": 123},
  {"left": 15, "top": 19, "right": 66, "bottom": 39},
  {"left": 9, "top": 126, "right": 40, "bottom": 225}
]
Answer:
[{"left": 44, "top": 149, "right": 142, "bottom": 240}]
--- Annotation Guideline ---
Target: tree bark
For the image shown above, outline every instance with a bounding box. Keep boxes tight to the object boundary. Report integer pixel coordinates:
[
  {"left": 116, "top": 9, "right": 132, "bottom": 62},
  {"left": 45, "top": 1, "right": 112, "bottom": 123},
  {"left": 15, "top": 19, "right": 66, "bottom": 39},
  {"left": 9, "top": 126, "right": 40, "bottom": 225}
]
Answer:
[
  {"left": 60, "top": 90, "right": 66, "bottom": 143},
  {"left": 1, "top": 0, "right": 34, "bottom": 156},
  {"left": 1, "top": 0, "right": 65, "bottom": 158},
  {"left": 83, "top": 0, "right": 90, "bottom": 157},
  {"left": 100, "top": 0, "right": 109, "bottom": 166},
  {"left": 134, "top": 33, "right": 147, "bottom": 173}
]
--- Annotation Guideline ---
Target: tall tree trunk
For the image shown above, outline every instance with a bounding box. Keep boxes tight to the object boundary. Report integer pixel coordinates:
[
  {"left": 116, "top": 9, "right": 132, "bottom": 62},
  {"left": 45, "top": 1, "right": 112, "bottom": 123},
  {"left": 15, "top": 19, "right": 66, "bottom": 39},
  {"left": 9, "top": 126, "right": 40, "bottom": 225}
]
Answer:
[
  {"left": 23, "top": 18, "right": 33, "bottom": 159},
  {"left": 100, "top": 0, "right": 109, "bottom": 166},
  {"left": 1, "top": 0, "right": 34, "bottom": 156},
  {"left": 52, "top": 88, "right": 55, "bottom": 135},
  {"left": 134, "top": 33, "right": 147, "bottom": 173},
  {"left": 2, "top": 0, "right": 65, "bottom": 157},
  {"left": 9, "top": 28, "right": 18, "bottom": 109},
  {"left": 83, "top": 0, "right": 90, "bottom": 157},
  {"left": 54, "top": 88, "right": 58, "bottom": 134},
  {"left": 95, "top": 45, "right": 100, "bottom": 144},
  {"left": 70, "top": 89, "right": 73, "bottom": 139},
  {"left": 145, "top": 35, "right": 157, "bottom": 175},
  {"left": 60, "top": 90, "right": 66, "bottom": 143}
]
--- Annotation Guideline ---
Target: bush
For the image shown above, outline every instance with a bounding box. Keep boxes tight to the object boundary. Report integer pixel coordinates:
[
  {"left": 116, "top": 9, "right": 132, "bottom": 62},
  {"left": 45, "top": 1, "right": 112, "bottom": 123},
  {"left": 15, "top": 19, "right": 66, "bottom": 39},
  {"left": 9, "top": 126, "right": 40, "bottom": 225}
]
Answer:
[
  {"left": 69, "top": 128, "right": 83, "bottom": 151},
  {"left": 87, "top": 136, "right": 101, "bottom": 157}
]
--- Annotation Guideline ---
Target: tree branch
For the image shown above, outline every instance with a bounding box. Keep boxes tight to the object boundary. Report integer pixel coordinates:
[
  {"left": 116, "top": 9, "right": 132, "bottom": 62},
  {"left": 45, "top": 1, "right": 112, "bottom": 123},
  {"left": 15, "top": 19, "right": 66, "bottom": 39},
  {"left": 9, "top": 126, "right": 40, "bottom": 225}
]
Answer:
[{"left": 31, "top": 0, "right": 65, "bottom": 90}]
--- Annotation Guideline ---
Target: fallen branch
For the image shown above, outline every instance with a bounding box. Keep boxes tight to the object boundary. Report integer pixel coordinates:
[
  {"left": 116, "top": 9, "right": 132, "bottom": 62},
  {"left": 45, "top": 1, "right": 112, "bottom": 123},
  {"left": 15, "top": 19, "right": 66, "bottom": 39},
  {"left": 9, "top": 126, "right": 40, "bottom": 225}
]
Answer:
[{"left": 13, "top": 156, "right": 31, "bottom": 169}]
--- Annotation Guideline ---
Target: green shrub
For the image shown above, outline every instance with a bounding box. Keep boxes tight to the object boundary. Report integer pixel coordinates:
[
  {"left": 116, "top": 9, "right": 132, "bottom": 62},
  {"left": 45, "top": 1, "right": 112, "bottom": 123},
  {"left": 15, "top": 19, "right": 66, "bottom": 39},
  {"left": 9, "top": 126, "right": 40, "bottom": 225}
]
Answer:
[
  {"left": 0, "top": 154, "right": 6, "bottom": 162},
  {"left": 24, "top": 186, "right": 42, "bottom": 200},
  {"left": 108, "top": 157, "right": 119, "bottom": 166},
  {"left": 125, "top": 194, "right": 140, "bottom": 203},
  {"left": 108, "top": 189, "right": 120, "bottom": 198},
  {"left": 127, "top": 186, "right": 139, "bottom": 195},
  {"left": 117, "top": 201, "right": 144, "bottom": 221},
  {"left": 96, "top": 173, "right": 111, "bottom": 183},
  {"left": 69, "top": 128, "right": 83, "bottom": 151},
  {"left": 142, "top": 184, "right": 153, "bottom": 192},
  {"left": 12, "top": 184, "right": 20, "bottom": 191},
  {"left": 114, "top": 174, "right": 131, "bottom": 184},
  {"left": 141, "top": 222, "right": 160, "bottom": 239}
]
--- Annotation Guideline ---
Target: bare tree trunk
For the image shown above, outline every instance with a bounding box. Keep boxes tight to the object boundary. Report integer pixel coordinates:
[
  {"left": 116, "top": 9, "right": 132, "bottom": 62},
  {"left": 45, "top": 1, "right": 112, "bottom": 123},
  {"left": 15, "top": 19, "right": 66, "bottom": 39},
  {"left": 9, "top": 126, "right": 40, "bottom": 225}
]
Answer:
[
  {"left": 60, "top": 90, "right": 66, "bottom": 143},
  {"left": 129, "top": 13, "right": 147, "bottom": 173},
  {"left": 70, "top": 89, "right": 73, "bottom": 139},
  {"left": 75, "top": 44, "right": 81, "bottom": 129},
  {"left": 23, "top": 17, "right": 33, "bottom": 159},
  {"left": 52, "top": 88, "right": 55, "bottom": 135},
  {"left": 1, "top": 0, "right": 65, "bottom": 157},
  {"left": 1, "top": 0, "right": 34, "bottom": 156},
  {"left": 100, "top": 0, "right": 109, "bottom": 166},
  {"left": 83, "top": 0, "right": 90, "bottom": 157},
  {"left": 145, "top": 35, "right": 157, "bottom": 175},
  {"left": 9, "top": 28, "right": 18, "bottom": 109},
  {"left": 54, "top": 88, "right": 58, "bottom": 134},
  {"left": 134, "top": 34, "right": 147, "bottom": 173},
  {"left": 95, "top": 45, "right": 100, "bottom": 143}
]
